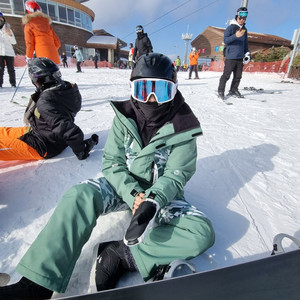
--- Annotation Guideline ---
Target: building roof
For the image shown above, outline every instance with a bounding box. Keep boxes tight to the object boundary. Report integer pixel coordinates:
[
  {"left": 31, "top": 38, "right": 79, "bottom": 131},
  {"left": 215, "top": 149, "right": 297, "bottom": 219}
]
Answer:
[
  {"left": 193, "top": 26, "right": 291, "bottom": 47},
  {"left": 86, "top": 29, "right": 127, "bottom": 50}
]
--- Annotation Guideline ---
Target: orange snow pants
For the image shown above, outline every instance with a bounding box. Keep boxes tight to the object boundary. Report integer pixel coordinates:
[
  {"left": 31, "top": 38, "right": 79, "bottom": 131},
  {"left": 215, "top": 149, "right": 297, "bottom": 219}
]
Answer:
[{"left": 0, "top": 127, "right": 43, "bottom": 161}]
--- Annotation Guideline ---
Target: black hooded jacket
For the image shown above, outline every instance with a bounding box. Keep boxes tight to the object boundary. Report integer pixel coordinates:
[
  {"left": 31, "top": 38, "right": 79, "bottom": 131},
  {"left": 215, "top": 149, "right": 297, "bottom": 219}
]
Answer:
[
  {"left": 19, "top": 81, "right": 85, "bottom": 158},
  {"left": 133, "top": 32, "right": 153, "bottom": 61},
  {"left": 111, "top": 90, "right": 200, "bottom": 147}
]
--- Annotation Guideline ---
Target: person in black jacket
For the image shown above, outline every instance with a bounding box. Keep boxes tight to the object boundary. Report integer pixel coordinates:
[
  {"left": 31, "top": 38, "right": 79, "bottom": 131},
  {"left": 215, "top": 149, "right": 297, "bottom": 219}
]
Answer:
[
  {"left": 217, "top": 7, "right": 250, "bottom": 100},
  {"left": 0, "top": 57, "right": 98, "bottom": 161},
  {"left": 132, "top": 25, "right": 153, "bottom": 63}
]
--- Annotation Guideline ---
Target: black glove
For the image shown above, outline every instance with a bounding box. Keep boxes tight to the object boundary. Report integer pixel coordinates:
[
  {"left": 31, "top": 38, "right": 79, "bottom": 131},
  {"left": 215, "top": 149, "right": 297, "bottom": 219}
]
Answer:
[{"left": 76, "top": 134, "right": 99, "bottom": 160}]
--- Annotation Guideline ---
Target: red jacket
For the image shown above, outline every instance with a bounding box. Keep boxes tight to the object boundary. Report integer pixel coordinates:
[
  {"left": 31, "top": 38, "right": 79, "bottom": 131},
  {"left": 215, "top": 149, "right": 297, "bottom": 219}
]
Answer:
[{"left": 22, "top": 12, "right": 61, "bottom": 64}]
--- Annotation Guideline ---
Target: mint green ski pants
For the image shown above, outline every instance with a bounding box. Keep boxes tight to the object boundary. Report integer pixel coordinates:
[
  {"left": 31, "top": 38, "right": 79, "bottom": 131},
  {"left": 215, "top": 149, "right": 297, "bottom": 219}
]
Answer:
[{"left": 16, "top": 177, "right": 215, "bottom": 293}]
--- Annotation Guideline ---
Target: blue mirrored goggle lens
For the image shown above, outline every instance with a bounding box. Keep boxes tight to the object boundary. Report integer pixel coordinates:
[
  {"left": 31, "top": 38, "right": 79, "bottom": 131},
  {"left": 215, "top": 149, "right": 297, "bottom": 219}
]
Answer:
[
  {"left": 238, "top": 11, "right": 248, "bottom": 17},
  {"left": 133, "top": 80, "right": 176, "bottom": 103}
]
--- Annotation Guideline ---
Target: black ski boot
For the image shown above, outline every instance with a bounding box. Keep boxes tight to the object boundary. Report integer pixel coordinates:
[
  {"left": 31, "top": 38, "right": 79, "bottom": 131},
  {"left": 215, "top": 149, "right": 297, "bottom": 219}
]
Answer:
[
  {"left": 227, "top": 90, "right": 244, "bottom": 98},
  {"left": 0, "top": 277, "right": 53, "bottom": 300},
  {"left": 124, "top": 200, "right": 159, "bottom": 246},
  {"left": 217, "top": 91, "right": 225, "bottom": 100},
  {"left": 95, "top": 241, "right": 136, "bottom": 291}
]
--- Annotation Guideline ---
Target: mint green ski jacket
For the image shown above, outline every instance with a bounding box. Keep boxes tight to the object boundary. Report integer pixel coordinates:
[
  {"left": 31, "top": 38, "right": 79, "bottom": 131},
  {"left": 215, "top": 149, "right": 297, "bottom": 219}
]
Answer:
[{"left": 102, "top": 96, "right": 203, "bottom": 210}]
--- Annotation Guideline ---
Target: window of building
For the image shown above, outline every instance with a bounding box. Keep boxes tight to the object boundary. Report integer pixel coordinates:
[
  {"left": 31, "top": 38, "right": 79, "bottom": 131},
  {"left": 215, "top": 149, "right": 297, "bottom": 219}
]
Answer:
[
  {"left": 67, "top": 8, "right": 75, "bottom": 25},
  {"left": 37, "top": 2, "right": 48, "bottom": 15},
  {"left": 0, "top": 0, "right": 11, "bottom": 14},
  {"left": 75, "top": 11, "right": 81, "bottom": 27},
  {"left": 58, "top": 6, "right": 67, "bottom": 23},
  {"left": 47, "top": 3, "right": 57, "bottom": 21},
  {"left": 13, "top": 0, "right": 25, "bottom": 15}
]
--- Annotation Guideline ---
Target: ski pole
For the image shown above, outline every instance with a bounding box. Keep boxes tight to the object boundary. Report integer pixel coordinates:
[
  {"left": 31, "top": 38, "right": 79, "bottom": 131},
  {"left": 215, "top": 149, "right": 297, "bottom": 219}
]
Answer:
[{"left": 10, "top": 65, "right": 28, "bottom": 102}]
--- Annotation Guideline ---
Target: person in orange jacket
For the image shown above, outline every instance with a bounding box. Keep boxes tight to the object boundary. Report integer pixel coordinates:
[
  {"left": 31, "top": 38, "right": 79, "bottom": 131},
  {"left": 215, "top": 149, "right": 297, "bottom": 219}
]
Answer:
[
  {"left": 22, "top": 1, "right": 61, "bottom": 64},
  {"left": 188, "top": 47, "right": 199, "bottom": 79}
]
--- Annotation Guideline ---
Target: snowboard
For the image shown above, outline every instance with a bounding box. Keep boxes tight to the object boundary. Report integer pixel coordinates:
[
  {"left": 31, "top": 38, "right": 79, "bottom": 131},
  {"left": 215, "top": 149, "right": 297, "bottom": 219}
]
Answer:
[{"left": 55, "top": 248, "right": 300, "bottom": 300}]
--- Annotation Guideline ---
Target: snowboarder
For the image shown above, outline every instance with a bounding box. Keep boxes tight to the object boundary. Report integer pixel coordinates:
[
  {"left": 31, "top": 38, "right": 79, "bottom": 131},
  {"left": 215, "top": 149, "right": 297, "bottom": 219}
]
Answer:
[
  {"left": 0, "top": 11, "right": 16, "bottom": 88},
  {"left": 217, "top": 7, "right": 250, "bottom": 100},
  {"left": 73, "top": 45, "right": 83, "bottom": 72},
  {"left": 22, "top": 1, "right": 61, "bottom": 64},
  {"left": 188, "top": 47, "right": 199, "bottom": 79},
  {"left": 0, "top": 57, "right": 98, "bottom": 161},
  {"left": 132, "top": 25, "right": 153, "bottom": 63},
  {"left": 0, "top": 53, "right": 215, "bottom": 299}
]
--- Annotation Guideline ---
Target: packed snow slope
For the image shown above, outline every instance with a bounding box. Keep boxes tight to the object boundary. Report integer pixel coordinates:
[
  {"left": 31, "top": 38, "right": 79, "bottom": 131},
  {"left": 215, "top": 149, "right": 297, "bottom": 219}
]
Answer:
[{"left": 1, "top": 67, "right": 300, "bottom": 298}]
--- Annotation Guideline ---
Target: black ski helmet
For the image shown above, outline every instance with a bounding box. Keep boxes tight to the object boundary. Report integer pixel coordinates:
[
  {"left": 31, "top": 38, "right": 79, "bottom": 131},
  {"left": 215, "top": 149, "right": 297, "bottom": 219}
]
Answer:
[
  {"left": 28, "top": 57, "right": 62, "bottom": 90},
  {"left": 130, "top": 53, "right": 177, "bottom": 83}
]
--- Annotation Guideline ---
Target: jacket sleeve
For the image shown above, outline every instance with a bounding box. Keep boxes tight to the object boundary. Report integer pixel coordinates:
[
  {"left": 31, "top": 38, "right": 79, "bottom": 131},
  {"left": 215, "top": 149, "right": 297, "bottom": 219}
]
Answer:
[
  {"left": 24, "top": 24, "right": 35, "bottom": 58},
  {"left": 37, "top": 94, "right": 85, "bottom": 155},
  {"left": 224, "top": 25, "right": 237, "bottom": 45},
  {"left": 146, "top": 37, "right": 153, "bottom": 53},
  {"left": 51, "top": 27, "right": 61, "bottom": 49},
  {"left": 102, "top": 117, "right": 144, "bottom": 209},
  {"left": 144, "top": 139, "right": 197, "bottom": 208}
]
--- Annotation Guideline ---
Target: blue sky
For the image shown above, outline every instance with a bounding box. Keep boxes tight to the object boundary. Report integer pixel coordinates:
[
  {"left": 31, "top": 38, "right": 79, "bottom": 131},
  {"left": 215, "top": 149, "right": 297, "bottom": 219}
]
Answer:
[{"left": 85, "top": 0, "right": 300, "bottom": 61}]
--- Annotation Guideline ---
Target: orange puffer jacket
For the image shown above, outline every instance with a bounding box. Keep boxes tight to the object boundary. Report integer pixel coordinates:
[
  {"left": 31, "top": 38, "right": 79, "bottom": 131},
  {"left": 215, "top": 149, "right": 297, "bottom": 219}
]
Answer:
[
  {"left": 22, "top": 12, "right": 61, "bottom": 64},
  {"left": 188, "top": 51, "right": 199, "bottom": 66}
]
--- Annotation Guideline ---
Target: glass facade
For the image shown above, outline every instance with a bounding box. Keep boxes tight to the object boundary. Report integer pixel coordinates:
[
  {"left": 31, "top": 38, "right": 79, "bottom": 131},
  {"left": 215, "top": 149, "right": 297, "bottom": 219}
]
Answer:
[{"left": 0, "top": 0, "right": 92, "bottom": 32}]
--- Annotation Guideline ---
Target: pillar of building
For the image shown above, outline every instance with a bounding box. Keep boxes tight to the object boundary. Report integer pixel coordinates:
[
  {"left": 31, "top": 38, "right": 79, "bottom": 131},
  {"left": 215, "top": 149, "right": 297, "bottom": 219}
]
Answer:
[{"left": 108, "top": 49, "right": 114, "bottom": 64}]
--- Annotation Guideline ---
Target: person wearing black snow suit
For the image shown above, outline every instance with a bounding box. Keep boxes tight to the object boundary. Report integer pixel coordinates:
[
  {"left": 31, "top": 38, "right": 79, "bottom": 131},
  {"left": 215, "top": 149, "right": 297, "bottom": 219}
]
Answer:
[
  {"left": 217, "top": 7, "right": 250, "bottom": 100},
  {"left": 132, "top": 25, "right": 153, "bottom": 62},
  {"left": 0, "top": 57, "right": 98, "bottom": 161}
]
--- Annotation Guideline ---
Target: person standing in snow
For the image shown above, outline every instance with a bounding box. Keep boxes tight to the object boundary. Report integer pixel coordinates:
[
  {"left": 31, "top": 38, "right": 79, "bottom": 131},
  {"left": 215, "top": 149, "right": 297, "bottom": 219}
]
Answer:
[
  {"left": 217, "top": 7, "right": 250, "bottom": 100},
  {"left": 73, "top": 45, "right": 84, "bottom": 73},
  {"left": 188, "top": 47, "right": 199, "bottom": 79},
  {"left": 175, "top": 56, "right": 181, "bottom": 72},
  {"left": 132, "top": 25, "right": 153, "bottom": 63},
  {"left": 22, "top": 1, "right": 61, "bottom": 64},
  {"left": 61, "top": 52, "right": 68, "bottom": 68},
  {"left": 93, "top": 54, "right": 98, "bottom": 69},
  {"left": 128, "top": 42, "right": 134, "bottom": 69},
  {"left": 0, "top": 53, "right": 215, "bottom": 299},
  {"left": 0, "top": 11, "right": 16, "bottom": 88},
  {"left": 0, "top": 57, "right": 98, "bottom": 162}
]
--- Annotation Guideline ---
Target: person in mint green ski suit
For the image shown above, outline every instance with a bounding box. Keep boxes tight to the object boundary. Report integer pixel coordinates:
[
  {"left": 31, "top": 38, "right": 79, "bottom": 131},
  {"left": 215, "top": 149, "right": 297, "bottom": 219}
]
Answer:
[{"left": 0, "top": 53, "right": 215, "bottom": 300}]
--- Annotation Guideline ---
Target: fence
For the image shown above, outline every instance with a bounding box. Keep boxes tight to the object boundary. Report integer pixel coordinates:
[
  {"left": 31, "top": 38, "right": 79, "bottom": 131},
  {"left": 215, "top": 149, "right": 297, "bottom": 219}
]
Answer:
[
  {"left": 14, "top": 56, "right": 113, "bottom": 68},
  {"left": 208, "top": 59, "right": 289, "bottom": 74}
]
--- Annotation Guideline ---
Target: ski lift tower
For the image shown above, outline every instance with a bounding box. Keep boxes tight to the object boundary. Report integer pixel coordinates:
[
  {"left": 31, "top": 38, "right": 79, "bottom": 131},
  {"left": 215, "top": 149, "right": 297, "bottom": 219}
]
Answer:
[{"left": 182, "top": 31, "right": 193, "bottom": 67}]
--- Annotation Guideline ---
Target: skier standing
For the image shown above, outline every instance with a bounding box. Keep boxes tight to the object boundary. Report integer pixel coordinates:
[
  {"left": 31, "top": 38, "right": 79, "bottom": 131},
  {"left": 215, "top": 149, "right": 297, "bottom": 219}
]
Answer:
[
  {"left": 0, "top": 57, "right": 98, "bottom": 161},
  {"left": 128, "top": 43, "right": 134, "bottom": 69},
  {"left": 61, "top": 52, "right": 68, "bottom": 68},
  {"left": 0, "top": 11, "right": 16, "bottom": 88},
  {"left": 0, "top": 53, "right": 215, "bottom": 299},
  {"left": 175, "top": 56, "right": 181, "bottom": 72},
  {"left": 73, "top": 45, "right": 84, "bottom": 73},
  {"left": 188, "top": 47, "right": 199, "bottom": 79},
  {"left": 217, "top": 7, "right": 250, "bottom": 100},
  {"left": 132, "top": 25, "right": 153, "bottom": 63},
  {"left": 22, "top": 1, "right": 61, "bottom": 64}
]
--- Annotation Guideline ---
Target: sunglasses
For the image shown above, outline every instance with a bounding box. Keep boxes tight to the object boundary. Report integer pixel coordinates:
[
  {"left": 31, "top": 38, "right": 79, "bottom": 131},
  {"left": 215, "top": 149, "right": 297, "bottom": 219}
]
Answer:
[
  {"left": 238, "top": 11, "right": 248, "bottom": 18},
  {"left": 131, "top": 78, "right": 177, "bottom": 103}
]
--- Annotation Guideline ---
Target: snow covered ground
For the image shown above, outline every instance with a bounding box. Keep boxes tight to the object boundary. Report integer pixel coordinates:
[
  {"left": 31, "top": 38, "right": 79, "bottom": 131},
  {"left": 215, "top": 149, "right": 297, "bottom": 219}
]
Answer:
[{"left": 0, "top": 66, "right": 300, "bottom": 298}]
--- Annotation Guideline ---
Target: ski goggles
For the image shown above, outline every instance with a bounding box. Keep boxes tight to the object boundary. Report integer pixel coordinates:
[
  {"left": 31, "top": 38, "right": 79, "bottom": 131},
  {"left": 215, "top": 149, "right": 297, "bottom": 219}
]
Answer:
[
  {"left": 131, "top": 78, "right": 177, "bottom": 103},
  {"left": 238, "top": 11, "right": 248, "bottom": 18}
]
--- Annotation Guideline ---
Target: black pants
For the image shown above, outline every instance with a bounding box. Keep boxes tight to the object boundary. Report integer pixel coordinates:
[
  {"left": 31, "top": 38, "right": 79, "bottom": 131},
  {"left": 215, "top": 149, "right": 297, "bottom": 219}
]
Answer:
[
  {"left": 189, "top": 65, "right": 199, "bottom": 78},
  {"left": 0, "top": 56, "right": 16, "bottom": 86},
  {"left": 76, "top": 61, "right": 82, "bottom": 72},
  {"left": 218, "top": 59, "right": 243, "bottom": 93}
]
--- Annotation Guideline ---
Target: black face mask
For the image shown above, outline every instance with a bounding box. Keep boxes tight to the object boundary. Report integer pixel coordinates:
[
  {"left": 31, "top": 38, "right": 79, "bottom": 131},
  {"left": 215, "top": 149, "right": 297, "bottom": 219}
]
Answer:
[
  {"left": 136, "top": 101, "right": 172, "bottom": 123},
  {"left": 0, "top": 19, "right": 5, "bottom": 29}
]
